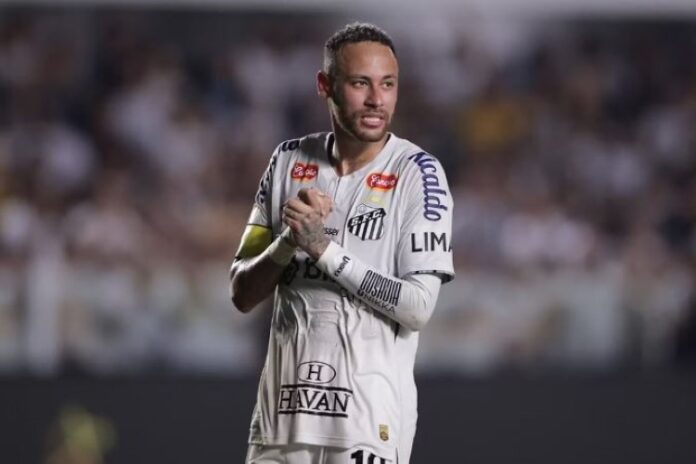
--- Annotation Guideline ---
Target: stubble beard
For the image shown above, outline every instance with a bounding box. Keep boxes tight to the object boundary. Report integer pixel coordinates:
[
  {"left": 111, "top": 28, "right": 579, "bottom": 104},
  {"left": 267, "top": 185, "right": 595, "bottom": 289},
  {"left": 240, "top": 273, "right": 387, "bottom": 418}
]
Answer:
[
  {"left": 338, "top": 108, "right": 390, "bottom": 143},
  {"left": 330, "top": 97, "right": 392, "bottom": 143}
]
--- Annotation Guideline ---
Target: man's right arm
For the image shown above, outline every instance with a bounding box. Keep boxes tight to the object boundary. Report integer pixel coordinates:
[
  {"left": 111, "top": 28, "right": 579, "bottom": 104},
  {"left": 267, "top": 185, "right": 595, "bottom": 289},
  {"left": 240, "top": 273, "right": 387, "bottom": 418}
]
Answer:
[
  {"left": 230, "top": 187, "right": 332, "bottom": 313},
  {"left": 229, "top": 226, "right": 296, "bottom": 313}
]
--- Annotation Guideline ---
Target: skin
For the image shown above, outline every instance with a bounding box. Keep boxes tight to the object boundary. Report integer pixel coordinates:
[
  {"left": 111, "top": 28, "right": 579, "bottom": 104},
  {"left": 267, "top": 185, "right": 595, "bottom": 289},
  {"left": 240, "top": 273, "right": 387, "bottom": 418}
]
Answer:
[
  {"left": 230, "top": 40, "right": 399, "bottom": 312},
  {"left": 230, "top": 188, "right": 331, "bottom": 312},
  {"left": 319, "top": 41, "right": 399, "bottom": 175},
  {"left": 286, "top": 41, "right": 399, "bottom": 259},
  {"left": 229, "top": 244, "right": 287, "bottom": 312}
]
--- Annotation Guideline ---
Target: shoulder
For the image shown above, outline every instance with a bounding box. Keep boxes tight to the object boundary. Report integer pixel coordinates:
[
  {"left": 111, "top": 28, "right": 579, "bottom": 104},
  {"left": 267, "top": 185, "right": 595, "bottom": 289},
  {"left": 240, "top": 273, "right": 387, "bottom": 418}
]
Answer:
[
  {"left": 273, "top": 132, "right": 330, "bottom": 159},
  {"left": 388, "top": 134, "right": 447, "bottom": 178},
  {"left": 389, "top": 136, "right": 452, "bottom": 221}
]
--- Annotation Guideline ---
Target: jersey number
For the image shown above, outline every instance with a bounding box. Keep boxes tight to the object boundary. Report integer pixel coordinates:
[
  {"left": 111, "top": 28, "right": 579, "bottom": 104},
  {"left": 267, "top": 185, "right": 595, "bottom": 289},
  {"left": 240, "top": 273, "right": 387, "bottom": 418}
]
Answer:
[
  {"left": 280, "top": 139, "right": 300, "bottom": 151},
  {"left": 350, "top": 449, "right": 387, "bottom": 464}
]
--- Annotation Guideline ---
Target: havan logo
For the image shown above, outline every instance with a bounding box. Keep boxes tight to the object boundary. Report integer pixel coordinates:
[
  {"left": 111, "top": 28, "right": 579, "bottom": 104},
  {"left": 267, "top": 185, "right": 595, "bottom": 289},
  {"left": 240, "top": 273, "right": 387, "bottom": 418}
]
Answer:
[
  {"left": 291, "top": 162, "right": 318, "bottom": 181},
  {"left": 278, "top": 384, "right": 353, "bottom": 418},
  {"left": 297, "top": 361, "right": 337, "bottom": 384}
]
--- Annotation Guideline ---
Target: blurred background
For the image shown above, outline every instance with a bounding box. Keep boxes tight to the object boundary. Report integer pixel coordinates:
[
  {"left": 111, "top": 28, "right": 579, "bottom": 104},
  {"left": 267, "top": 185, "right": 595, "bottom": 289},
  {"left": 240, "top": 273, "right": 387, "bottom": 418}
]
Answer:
[{"left": 1, "top": 1, "right": 696, "bottom": 463}]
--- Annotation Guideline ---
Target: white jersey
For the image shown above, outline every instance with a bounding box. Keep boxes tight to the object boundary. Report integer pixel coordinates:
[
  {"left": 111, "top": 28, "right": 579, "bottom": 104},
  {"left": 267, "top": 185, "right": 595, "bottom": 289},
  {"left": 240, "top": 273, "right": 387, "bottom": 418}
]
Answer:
[{"left": 242, "top": 132, "right": 454, "bottom": 461}]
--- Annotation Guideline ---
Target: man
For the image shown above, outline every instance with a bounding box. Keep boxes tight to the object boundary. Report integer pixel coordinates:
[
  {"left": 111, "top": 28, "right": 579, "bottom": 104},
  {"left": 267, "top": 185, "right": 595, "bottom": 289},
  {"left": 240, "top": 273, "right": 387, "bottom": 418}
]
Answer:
[{"left": 230, "top": 22, "right": 454, "bottom": 464}]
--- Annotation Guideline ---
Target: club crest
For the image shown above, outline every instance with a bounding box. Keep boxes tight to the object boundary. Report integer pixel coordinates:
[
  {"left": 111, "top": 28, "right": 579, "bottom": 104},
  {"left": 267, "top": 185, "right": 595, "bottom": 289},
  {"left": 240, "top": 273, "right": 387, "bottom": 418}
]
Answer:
[{"left": 348, "top": 204, "right": 386, "bottom": 241}]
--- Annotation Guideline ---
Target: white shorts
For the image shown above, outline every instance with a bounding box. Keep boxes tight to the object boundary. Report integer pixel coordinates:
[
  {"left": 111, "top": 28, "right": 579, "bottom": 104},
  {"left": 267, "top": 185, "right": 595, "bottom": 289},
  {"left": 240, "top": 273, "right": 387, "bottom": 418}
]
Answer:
[{"left": 245, "top": 443, "right": 393, "bottom": 464}]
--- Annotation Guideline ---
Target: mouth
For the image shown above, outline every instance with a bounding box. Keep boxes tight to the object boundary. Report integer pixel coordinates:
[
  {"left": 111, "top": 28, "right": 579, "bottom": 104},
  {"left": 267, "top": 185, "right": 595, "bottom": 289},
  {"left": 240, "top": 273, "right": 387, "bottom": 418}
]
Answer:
[{"left": 360, "top": 113, "right": 386, "bottom": 128}]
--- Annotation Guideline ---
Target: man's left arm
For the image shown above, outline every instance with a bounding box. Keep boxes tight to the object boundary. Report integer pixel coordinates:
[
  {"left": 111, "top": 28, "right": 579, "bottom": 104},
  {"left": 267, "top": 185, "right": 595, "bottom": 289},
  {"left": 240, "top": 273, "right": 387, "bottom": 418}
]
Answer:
[
  {"left": 315, "top": 242, "right": 442, "bottom": 331},
  {"left": 283, "top": 182, "right": 451, "bottom": 331}
]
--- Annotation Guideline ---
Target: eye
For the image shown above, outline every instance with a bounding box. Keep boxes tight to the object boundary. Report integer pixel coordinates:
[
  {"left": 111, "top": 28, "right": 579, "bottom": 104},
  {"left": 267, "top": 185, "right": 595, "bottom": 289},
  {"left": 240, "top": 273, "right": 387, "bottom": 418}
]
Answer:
[
  {"left": 352, "top": 80, "right": 368, "bottom": 88},
  {"left": 382, "top": 81, "right": 395, "bottom": 89}
]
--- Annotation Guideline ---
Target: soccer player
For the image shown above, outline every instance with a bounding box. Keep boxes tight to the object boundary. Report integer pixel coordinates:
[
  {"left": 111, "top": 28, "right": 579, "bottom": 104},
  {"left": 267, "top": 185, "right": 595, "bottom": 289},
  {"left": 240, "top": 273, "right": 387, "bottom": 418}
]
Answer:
[{"left": 230, "top": 22, "right": 454, "bottom": 464}]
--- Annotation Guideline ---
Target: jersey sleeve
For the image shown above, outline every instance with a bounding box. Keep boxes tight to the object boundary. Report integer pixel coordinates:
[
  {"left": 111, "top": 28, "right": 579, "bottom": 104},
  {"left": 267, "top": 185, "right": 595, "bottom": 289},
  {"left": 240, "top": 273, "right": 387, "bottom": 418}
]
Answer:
[
  {"left": 234, "top": 146, "right": 280, "bottom": 259},
  {"left": 396, "top": 152, "right": 455, "bottom": 283}
]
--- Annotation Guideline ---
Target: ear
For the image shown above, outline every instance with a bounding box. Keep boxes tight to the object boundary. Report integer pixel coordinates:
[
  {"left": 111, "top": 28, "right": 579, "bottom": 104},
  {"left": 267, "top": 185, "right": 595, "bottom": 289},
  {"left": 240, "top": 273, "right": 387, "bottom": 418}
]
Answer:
[{"left": 317, "top": 71, "right": 332, "bottom": 99}]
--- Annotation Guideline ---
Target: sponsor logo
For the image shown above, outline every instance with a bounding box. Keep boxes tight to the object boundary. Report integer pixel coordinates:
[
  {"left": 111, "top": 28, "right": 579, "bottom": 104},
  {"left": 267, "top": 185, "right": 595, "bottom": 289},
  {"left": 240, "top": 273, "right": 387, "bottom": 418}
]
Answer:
[
  {"left": 410, "top": 232, "right": 452, "bottom": 253},
  {"left": 301, "top": 257, "right": 332, "bottom": 281},
  {"left": 297, "top": 361, "right": 336, "bottom": 384},
  {"left": 408, "top": 152, "right": 449, "bottom": 222},
  {"left": 281, "top": 257, "right": 354, "bottom": 304},
  {"left": 379, "top": 424, "right": 390, "bottom": 442},
  {"left": 291, "top": 162, "right": 318, "bottom": 181},
  {"left": 348, "top": 205, "right": 386, "bottom": 241},
  {"left": 366, "top": 173, "right": 398, "bottom": 191},
  {"left": 324, "top": 227, "right": 339, "bottom": 236},
  {"left": 278, "top": 384, "right": 353, "bottom": 418},
  {"left": 357, "top": 270, "right": 401, "bottom": 313},
  {"left": 334, "top": 256, "right": 351, "bottom": 277},
  {"left": 281, "top": 258, "right": 300, "bottom": 285},
  {"left": 282, "top": 257, "right": 334, "bottom": 285},
  {"left": 339, "top": 287, "right": 356, "bottom": 304}
]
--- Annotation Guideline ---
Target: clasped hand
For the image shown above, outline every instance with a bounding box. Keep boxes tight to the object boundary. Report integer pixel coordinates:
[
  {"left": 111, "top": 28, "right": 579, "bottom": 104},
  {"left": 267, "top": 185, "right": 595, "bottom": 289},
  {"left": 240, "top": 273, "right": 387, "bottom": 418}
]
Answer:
[{"left": 282, "top": 188, "right": 334, "bottom": 259}]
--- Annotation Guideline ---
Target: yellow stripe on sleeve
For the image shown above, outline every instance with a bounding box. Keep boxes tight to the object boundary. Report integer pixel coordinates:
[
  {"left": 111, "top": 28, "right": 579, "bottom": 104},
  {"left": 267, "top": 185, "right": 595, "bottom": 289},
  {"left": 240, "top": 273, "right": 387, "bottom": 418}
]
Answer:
[{"left": 235, "top": 224, "right": 273, "bottom": 259}]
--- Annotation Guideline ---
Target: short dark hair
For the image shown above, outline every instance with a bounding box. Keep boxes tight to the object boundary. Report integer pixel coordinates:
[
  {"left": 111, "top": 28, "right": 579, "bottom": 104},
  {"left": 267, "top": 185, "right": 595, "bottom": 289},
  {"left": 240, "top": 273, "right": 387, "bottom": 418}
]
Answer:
[{"left": 323, "top": 22, "right": 396, "bottom": 78}]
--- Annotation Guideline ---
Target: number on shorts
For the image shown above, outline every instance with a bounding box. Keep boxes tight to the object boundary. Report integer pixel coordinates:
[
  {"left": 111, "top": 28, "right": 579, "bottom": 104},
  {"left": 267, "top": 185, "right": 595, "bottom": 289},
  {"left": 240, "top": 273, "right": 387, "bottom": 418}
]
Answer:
[{"left": 350, "top": 449, "right": 387, "bottom": 464}]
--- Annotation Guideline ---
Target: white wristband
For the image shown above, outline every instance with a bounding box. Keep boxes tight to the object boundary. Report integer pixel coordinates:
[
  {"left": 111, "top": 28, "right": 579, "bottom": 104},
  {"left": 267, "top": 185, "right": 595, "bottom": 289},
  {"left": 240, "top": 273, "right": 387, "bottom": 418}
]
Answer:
[{"left": 266, "top": 229, "right": 297, "bottom": 266}]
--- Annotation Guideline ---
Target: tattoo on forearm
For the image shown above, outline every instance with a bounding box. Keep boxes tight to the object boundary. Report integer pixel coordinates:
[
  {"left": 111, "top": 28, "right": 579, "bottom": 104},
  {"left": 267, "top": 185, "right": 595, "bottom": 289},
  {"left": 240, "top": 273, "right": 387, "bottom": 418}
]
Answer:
[
  {"left": 301, "top": 220, "right": 325, "bottom": 244},
  {"left": 293, "top": 213, "right": 330, "bottom": 258}
]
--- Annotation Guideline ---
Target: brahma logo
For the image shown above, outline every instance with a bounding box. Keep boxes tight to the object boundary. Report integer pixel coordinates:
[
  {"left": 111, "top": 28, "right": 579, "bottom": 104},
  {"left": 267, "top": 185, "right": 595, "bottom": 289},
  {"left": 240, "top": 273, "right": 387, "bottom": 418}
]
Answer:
[
  {"left": 291, "top": 162, "right": 318, "bottom": 181},
  {"left": 366, "top": 173, "right": 398, "bottom": 191}
]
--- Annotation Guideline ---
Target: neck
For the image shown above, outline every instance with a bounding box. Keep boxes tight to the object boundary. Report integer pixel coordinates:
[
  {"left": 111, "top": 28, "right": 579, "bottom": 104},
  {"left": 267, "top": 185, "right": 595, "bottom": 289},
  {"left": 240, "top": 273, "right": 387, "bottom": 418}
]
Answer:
[{"left": 331, "top": 125, "right": 389, "bottom": 176}]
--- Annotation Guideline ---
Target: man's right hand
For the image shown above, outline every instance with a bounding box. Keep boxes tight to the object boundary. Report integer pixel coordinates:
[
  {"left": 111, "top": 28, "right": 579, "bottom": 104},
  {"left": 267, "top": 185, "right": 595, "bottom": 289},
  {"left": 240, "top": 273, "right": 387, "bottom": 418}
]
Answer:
[
  {"left": 298, "top": 187, "right": 334, "bottom": 219},
  {"left": 283, "top": 188, "right": 333, "bottom": 259}
]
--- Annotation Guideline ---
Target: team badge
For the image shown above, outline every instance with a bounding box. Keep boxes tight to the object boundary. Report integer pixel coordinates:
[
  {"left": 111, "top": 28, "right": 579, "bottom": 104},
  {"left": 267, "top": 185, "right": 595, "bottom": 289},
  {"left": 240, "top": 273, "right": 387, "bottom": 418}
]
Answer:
[
  {"left": 348, "top": 204, "right": 385, "bottom": 241},
  {"left": 290, "top": 162, "right": 318, "bottom": 181},
  {"left": 366, "top": 172, "right": 398, "bottom": 191}
]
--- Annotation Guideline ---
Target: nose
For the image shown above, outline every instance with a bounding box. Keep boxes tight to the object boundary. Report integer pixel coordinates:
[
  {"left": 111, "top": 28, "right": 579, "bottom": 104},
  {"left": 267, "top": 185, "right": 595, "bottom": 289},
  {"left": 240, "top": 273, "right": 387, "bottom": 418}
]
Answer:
[{"left": 365, "top": 84, "right": 384, "bottom": 108}]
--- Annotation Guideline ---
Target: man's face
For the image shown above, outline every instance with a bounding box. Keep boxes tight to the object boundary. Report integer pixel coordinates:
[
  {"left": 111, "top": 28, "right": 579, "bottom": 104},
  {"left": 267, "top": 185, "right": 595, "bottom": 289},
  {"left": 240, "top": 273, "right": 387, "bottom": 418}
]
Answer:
[{"left": 325, "top": 41, "right": 399, "bottom": 143}]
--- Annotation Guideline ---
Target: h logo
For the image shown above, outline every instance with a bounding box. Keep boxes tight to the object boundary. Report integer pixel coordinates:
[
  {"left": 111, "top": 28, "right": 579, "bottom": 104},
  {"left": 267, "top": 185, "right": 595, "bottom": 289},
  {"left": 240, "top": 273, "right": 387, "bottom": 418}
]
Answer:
[
  {"left": 297, "top": 361, "right": 336, "bottom": 384},
  {"left": 306, "top": 363, "right": 324, "bottom": 382}
]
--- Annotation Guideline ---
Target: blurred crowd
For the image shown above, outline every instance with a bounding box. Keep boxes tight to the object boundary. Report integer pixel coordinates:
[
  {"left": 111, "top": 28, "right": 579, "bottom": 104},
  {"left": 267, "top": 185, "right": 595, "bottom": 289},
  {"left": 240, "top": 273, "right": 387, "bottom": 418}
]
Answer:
[{"left": 0, "top": 10, "right": 694, "bottom": 376}]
